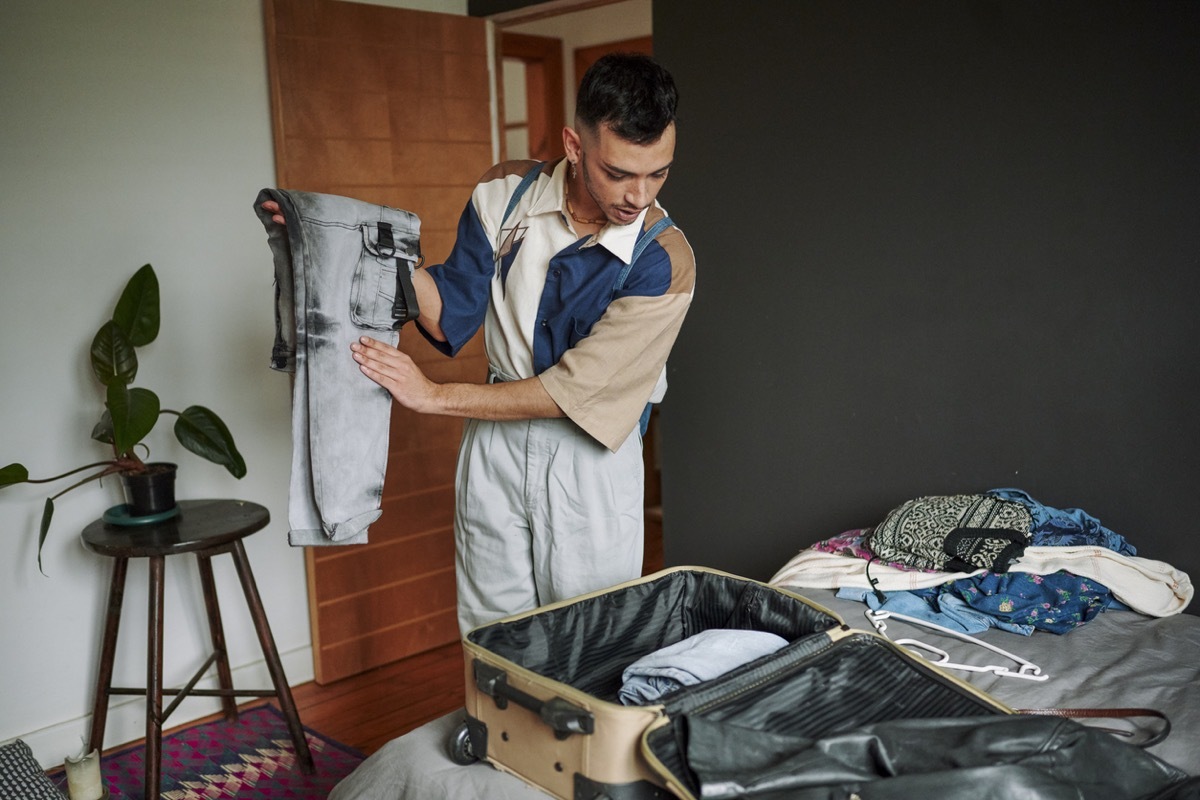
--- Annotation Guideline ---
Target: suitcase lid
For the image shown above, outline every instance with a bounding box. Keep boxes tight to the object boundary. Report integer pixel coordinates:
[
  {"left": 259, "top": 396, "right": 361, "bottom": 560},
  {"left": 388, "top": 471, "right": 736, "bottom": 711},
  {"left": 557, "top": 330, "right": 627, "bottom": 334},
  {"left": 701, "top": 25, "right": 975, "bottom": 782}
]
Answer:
[
  {"left": 466, "top": 565, "right": 848, "bottom": 637},
  {"left": 637, "top": 625, "right": 1015, "bottom": 800}
]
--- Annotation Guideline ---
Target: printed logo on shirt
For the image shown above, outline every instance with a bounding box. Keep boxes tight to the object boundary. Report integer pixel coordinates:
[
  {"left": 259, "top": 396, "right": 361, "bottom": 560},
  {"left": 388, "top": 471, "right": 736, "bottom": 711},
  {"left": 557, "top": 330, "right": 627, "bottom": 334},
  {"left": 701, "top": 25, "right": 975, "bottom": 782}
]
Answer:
[{"left": 496, "top": 223, "right": 528, "bottom": 295}]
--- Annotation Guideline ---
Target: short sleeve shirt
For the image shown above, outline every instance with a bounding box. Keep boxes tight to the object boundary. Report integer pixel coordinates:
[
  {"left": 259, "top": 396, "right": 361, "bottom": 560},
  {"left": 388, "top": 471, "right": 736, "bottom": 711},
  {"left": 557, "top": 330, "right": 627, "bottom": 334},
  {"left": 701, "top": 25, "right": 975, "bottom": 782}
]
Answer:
[{"left": 421, "top": 158, "right": 695, "bottom": 451}]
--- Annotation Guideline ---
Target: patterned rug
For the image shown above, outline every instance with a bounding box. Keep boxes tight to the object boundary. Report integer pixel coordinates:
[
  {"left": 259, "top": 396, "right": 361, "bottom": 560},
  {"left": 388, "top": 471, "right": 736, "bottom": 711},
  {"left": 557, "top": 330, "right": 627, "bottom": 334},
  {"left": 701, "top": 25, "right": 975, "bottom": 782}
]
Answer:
[{"left": 50, "top": 705, "right": 363, "bottom": 799}]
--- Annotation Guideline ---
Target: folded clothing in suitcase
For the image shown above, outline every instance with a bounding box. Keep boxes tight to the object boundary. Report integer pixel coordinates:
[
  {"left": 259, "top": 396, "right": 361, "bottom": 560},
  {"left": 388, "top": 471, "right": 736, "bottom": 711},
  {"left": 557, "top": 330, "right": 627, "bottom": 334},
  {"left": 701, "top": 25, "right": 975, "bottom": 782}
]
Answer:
[{"left": 457, "top": 567, "right": 1015, "bottom": 800}]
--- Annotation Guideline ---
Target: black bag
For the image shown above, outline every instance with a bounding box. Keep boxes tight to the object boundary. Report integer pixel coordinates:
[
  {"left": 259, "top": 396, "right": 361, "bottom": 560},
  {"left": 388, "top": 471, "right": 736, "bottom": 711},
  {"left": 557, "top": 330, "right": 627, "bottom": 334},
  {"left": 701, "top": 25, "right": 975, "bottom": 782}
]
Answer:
[{"left": 671, "top": 714, "right": 1191, "bottom": 799}]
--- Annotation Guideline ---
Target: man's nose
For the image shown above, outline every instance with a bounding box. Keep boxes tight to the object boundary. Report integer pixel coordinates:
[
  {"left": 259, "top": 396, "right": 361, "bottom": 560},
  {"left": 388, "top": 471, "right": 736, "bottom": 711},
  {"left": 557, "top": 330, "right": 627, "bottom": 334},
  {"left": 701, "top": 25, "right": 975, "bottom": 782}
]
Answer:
[{"left": 625, "top": 180, "right": 650, "bottom": 209}]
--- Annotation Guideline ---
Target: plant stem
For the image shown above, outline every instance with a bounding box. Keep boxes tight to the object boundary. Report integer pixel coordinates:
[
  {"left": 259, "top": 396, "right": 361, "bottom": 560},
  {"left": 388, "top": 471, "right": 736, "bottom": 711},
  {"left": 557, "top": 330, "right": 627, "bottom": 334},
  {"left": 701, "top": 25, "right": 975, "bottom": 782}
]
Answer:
[
  {"left": 49, "top": 465, "right": 127, "bottom": 501},
  {"left": 21, "top": 461, "right": 120, "bottom": 485}
]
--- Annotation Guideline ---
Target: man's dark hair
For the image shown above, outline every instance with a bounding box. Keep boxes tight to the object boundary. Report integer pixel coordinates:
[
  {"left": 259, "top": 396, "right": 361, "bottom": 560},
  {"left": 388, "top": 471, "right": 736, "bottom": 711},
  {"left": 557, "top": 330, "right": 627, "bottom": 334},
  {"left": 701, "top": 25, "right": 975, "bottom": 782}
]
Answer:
[{"left": 575, "top": 53, "right": 678, "bottom": 145}]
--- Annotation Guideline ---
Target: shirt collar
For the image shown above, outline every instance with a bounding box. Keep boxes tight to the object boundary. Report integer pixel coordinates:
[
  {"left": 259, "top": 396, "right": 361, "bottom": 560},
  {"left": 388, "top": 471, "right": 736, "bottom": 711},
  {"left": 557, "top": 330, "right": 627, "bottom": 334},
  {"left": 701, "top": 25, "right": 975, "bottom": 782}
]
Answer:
[{"left": 525, "top": 158, "right": 649, "bottom": 266}]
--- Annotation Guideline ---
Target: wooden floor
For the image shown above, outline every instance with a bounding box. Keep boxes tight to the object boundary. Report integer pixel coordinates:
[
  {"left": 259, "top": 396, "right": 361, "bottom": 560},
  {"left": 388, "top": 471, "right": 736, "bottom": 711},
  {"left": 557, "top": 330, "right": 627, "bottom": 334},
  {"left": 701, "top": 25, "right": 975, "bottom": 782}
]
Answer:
[{"left": 290, "top": 638, "right": 465, "bottom": 755}]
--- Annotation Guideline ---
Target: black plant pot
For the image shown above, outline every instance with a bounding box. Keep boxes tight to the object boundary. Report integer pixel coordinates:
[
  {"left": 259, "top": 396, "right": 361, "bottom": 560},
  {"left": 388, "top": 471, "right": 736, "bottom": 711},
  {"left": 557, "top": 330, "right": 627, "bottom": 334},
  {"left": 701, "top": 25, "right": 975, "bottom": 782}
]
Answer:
[{"left": 121, "top": 462, "right": 178, "bottom": 516}]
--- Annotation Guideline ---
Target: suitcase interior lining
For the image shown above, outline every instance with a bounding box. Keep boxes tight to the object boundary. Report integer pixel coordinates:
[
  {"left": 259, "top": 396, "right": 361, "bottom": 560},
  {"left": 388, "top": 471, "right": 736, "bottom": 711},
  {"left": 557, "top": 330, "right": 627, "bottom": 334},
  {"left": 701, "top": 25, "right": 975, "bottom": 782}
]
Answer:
[
  {"left": 644, "top": 634, "right": 1005, "bottom": 797},
  {"left": 466, "top": 570, "right": 842, "bottom": 702}
]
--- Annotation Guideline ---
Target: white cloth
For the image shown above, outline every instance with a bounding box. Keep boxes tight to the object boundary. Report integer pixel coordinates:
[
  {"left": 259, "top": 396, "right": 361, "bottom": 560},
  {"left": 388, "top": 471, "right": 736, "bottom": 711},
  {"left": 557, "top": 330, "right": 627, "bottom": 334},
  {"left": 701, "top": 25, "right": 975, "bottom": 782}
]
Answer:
[{"left": 770, "top": 545, "right": 1192, "bottom": 617}]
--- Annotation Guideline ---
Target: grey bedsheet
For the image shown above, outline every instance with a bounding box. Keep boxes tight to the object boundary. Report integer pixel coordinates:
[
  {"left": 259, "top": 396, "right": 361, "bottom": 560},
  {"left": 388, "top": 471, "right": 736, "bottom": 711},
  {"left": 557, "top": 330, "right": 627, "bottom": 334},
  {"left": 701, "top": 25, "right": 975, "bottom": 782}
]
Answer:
[
  {"left": 808, "top": 589, "right": 1200, "bottom": 776},
  {"left": 330, "top": 588, "right": 1200, "bottom": 799}
]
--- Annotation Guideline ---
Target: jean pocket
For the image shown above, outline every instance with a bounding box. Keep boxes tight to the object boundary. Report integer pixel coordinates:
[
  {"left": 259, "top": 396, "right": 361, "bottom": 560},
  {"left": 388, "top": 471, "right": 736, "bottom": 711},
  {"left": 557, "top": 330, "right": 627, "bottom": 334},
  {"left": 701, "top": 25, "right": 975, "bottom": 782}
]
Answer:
[{"left": 350, "top": 222, "right": 421, "bottom": 331}]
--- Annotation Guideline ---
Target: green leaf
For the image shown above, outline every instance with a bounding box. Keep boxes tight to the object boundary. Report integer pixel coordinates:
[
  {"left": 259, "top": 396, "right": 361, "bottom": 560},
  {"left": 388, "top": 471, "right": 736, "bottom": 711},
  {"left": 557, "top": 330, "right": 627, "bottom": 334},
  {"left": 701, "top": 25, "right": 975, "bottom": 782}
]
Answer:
[
  {"left": 113, "top": 264, "right": 160, "bottom": 347},
  {"left": 38, "top": 497, "right": 54, "bottom": 575},
  {"left": 91, "top": 320, "right": 138, "bottom": 387},
  {"left": 106, "top": 384, "right": 160, "bottom": 456},
  {"left": 91, "top": 410, "right": 115, "bottom": 444},
  {"left": 174, "top": 406, "right": 247, "bottom": 479},
  {"left": 1, "top": 462, "right": 30, "bottom": 487}
]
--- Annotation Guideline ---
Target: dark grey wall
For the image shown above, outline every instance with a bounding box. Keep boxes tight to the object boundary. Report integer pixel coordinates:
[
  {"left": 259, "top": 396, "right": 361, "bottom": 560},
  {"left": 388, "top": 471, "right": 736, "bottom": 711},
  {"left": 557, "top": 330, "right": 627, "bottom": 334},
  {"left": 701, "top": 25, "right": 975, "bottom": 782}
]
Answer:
[{"left": 654, "top": 0, "right": 1200, "bottom": 611}]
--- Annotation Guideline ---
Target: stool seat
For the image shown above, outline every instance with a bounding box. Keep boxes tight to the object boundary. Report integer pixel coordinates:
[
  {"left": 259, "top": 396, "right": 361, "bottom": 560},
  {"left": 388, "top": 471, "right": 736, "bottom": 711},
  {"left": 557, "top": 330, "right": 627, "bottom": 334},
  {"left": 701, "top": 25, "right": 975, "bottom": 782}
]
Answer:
[
  {"left": 82, "top": 498, "right": 269, "bottom": 558},
  {"left": 83, "top": 498, "right": 314, "bottom": 799}
]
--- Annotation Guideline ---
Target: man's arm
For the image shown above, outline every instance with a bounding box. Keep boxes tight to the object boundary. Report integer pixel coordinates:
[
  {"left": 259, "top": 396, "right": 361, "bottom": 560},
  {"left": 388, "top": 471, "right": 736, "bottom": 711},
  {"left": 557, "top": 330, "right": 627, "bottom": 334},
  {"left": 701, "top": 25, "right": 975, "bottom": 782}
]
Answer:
[
  {"left": 351, "top": 335, "right": 564, "bottom": 420},
  {"left": 410, "top": 269, "right": 445, "bottom": 342}
]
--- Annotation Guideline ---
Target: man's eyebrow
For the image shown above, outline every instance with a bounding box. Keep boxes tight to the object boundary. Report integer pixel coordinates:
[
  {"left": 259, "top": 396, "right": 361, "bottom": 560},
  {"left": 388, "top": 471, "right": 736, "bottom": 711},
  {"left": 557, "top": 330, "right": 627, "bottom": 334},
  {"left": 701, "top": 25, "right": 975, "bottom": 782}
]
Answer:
[{"left": 601, "top": 159, "right": 674, "bottom": 176}]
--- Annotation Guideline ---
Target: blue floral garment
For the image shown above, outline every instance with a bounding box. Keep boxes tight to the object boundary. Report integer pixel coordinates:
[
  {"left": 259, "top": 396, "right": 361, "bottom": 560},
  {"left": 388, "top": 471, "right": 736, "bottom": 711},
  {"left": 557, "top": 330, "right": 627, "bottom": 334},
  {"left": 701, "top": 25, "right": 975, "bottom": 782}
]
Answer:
[
  {"left": 836, "top": 586, "right": 1035, "bottom": 635},
  {"left": 912, "top": 571, "right": 1114, "bottom": 634},
  {"left": 986, "top": 488, "right": 1137, "bottom": 556}
]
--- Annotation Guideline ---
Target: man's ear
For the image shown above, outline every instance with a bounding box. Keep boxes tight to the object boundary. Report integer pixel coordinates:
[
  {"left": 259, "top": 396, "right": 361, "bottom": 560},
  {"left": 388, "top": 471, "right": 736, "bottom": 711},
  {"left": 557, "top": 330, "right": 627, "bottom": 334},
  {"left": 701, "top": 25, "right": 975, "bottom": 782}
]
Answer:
[{"left": 562, "top": 126, "right": 582, "bottom": 162}]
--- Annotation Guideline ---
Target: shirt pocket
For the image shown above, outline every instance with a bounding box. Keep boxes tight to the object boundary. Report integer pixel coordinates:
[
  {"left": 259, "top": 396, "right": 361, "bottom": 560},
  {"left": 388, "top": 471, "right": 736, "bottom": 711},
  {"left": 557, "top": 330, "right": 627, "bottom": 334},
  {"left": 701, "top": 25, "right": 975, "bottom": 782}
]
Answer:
[
  {"left": 568, "top": 316, "right": 595, "bottom": 349},
  {"left": 350, "top": 221, "right": 421, "bottom": 331}
]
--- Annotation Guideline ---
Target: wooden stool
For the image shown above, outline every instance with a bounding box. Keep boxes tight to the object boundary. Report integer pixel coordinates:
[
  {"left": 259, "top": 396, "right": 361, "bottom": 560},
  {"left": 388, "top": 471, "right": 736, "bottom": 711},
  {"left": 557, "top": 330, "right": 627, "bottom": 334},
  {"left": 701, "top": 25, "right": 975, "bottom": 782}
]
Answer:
[{"left": 82, "top": 498, "right": 314, "bottom": 798}]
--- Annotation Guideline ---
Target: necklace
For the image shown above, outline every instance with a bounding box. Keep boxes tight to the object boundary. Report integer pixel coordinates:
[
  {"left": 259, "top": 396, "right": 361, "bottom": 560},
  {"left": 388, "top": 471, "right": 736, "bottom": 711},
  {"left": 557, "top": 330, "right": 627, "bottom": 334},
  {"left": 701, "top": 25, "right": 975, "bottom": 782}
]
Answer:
[
  {"left": 566, "top": 195, "right": 607, "bottom": 226},
  {"left": 565, "top": 164, "right": 606, "bottom": 226}
]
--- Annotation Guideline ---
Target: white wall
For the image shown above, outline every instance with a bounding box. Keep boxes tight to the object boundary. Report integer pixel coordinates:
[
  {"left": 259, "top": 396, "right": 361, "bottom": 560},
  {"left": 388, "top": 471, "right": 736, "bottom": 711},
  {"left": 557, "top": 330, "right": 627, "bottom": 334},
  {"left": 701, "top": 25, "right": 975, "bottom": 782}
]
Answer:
[{"left": 0, "top": 0, "right": 464, "bottom": 772}]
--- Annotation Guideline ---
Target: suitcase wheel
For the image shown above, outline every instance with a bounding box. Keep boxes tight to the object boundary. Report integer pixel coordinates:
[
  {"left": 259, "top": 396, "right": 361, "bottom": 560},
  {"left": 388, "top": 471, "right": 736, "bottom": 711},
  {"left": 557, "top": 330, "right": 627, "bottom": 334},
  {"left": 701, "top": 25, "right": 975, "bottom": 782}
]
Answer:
[{"left": 447, "top": 720, "right": 478, "bottom": 765}]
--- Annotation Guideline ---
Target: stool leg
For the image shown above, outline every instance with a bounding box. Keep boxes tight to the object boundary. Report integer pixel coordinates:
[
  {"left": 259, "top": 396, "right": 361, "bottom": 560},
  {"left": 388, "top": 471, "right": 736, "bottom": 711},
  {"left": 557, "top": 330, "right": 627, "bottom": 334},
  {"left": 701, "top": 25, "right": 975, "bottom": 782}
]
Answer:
[
  {"left": 146, "top": 555, "right": 165, "bottom": 800},
  {"left": 88, "top": 556, "right": 128, "bottom": 756},
  {"left": 196, "top": 553, "right": 238, "bottom": 722},
  {"left": 230, "top": 539, "right": 315, "bottom": 774}
]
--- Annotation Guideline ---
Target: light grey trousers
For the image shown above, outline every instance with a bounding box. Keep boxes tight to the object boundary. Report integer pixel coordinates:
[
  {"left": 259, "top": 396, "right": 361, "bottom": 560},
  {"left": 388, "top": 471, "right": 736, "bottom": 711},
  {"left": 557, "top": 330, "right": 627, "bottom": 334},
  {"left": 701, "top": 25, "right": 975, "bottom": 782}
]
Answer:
[
  {"left": 255, "top": 189, "right": 421, "bottom": 545},
  {"left": 454, "top": 414, "right": 645, "bottom": 633}
]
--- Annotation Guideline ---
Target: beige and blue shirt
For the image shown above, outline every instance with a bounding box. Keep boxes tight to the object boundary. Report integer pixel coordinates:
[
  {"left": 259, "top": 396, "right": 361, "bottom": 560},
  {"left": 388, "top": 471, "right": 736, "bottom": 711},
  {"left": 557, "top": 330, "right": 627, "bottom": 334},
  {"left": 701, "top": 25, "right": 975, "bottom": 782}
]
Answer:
[{"left": 421, "top": 158, "right": 695, "bottom": 451}]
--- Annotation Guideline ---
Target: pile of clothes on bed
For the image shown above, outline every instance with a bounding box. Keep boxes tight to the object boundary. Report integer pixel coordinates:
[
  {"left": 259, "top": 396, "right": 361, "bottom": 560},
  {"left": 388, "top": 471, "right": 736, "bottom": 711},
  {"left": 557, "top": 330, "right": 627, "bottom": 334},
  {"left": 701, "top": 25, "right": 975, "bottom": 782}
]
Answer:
[{"left": 770, "top": 488, "right": 1193, "bottom": 634}]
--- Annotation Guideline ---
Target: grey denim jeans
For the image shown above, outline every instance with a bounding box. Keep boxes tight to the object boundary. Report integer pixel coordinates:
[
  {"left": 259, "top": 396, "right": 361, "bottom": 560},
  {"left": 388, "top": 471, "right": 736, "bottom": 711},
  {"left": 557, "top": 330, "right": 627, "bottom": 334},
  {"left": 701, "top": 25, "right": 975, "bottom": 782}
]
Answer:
[{"left": 254, "top": 189, "right": 421, "bottom": 545}]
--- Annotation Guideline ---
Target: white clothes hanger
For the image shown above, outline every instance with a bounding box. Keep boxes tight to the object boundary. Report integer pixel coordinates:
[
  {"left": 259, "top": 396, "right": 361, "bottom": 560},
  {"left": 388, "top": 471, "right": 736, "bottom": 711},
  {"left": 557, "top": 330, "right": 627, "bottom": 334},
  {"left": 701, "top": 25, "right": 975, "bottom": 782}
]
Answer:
[{"left": 864, "top": 608, "right": 1050, "bottom": 682}]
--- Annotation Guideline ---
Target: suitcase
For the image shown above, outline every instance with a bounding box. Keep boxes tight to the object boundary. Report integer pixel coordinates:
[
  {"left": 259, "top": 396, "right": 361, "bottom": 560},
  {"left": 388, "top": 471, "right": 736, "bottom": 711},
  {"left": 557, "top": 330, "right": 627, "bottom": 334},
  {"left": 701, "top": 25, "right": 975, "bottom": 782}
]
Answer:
[{"left": 452, "top": 567, "right": 1011, "bottom": 800}]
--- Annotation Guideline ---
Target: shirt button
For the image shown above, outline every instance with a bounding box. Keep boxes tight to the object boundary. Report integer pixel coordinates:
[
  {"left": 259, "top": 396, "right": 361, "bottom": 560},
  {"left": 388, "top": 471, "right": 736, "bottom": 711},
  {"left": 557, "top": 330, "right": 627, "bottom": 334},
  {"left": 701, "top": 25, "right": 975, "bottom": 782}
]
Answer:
[
  {"left": 553, "top": 268, "right": 561, "bottom": 277},
  {"left": 540, "top": 320, "right": 548, "bottom": 327}
]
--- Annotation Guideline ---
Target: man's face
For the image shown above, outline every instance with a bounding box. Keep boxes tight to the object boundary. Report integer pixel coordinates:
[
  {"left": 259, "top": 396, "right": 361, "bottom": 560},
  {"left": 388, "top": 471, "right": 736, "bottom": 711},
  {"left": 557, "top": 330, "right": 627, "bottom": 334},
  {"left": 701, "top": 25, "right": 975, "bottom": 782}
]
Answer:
[{"left": 578, "top": 122, "right": 676, "bottom": 226}]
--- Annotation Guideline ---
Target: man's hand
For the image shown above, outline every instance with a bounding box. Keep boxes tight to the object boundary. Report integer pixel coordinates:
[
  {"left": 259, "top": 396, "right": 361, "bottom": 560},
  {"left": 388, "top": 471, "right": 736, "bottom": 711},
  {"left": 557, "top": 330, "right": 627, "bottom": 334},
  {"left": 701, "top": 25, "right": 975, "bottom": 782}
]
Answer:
[
  {"left": 262, "top": 199, "right": 286, "bottom": 225},
  {"left": 351, "top": 336, "right": 440, "bottom": 413},
  {"left": 351, "top": 336, "right": 565, "bottom": 422}
]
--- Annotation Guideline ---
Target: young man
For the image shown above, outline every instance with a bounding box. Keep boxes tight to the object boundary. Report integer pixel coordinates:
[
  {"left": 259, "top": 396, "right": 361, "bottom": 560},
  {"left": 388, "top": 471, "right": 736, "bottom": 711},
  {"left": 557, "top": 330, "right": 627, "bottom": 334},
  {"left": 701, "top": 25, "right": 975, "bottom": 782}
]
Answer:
[{"left": 273, "top": 54, "right": 695, "bottom": 632}]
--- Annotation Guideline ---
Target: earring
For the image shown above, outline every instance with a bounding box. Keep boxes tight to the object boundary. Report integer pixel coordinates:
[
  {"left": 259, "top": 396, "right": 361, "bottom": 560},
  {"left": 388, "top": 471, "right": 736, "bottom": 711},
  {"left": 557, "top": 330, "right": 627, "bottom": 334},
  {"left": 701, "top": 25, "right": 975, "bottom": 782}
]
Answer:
[{"left": 570, "top": 162, "right": 577, "bottom": 181}]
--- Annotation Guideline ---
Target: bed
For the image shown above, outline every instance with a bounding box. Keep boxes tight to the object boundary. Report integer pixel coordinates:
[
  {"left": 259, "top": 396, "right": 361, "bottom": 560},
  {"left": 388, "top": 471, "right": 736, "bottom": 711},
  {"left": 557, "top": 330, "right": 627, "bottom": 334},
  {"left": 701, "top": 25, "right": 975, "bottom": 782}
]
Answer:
[{"left": 330, "top": 579, "right": 1199, "bottom": 799}]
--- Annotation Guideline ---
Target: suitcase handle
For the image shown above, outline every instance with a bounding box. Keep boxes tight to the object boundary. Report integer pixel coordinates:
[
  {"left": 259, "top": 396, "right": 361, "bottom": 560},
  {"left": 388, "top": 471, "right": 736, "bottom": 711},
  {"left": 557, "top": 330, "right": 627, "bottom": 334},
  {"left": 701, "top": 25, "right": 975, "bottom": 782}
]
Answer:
[{"left": 473, "top": 660, "right": 595, "bottom": 740}]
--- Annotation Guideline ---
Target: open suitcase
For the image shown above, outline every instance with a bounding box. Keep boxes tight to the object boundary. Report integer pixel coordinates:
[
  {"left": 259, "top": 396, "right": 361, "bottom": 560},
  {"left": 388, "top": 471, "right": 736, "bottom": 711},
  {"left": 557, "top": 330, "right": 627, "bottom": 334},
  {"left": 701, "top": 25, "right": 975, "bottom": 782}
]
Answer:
[{"left": 451, "top": 566, "right": 1014, "bottom": 800}]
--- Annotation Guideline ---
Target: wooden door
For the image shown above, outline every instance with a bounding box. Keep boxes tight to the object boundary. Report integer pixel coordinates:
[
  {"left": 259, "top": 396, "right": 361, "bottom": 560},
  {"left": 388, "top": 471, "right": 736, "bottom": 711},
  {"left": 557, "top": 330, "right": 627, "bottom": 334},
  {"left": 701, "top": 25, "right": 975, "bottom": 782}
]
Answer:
[{"left": 263, "top": 0, "right": 493, "bottom": 684}]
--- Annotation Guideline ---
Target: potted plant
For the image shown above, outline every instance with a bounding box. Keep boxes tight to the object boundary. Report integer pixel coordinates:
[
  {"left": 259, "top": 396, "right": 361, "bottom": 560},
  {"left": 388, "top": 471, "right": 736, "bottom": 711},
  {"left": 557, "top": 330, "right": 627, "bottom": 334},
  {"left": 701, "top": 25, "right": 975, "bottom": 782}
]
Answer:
[{"left": 1, "top": 264, "right": 246, "bottom": 571}]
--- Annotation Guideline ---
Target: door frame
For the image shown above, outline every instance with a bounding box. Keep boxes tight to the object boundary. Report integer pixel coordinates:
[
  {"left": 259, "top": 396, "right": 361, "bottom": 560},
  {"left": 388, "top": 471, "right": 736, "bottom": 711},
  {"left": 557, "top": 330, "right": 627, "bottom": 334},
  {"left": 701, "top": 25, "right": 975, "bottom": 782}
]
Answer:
[{"left": 499, "top": 31, "right": 566, "bottom": 161}]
